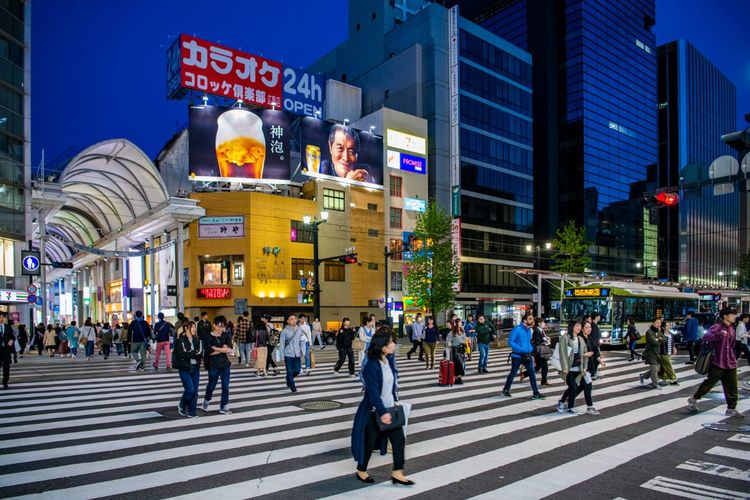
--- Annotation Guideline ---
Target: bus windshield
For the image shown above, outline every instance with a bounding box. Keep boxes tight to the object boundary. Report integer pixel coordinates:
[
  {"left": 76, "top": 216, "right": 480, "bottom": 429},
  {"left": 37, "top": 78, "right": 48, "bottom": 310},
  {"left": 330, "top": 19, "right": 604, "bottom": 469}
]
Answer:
[{"left": 561, "top": 299, "right": 611, "bottom": 323}]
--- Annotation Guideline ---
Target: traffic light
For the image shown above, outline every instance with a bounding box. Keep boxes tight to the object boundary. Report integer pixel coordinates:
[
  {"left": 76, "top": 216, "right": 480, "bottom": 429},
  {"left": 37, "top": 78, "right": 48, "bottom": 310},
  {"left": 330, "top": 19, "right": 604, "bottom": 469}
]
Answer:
[
  {"left": 339, "top": 254, "right": 358, "bottom": 264},
  {"left": 51, "top": 261, "right": 74, "bottom": 269},
  {"left": 654, "top": 192, "right": 679, "bottom": 207}
]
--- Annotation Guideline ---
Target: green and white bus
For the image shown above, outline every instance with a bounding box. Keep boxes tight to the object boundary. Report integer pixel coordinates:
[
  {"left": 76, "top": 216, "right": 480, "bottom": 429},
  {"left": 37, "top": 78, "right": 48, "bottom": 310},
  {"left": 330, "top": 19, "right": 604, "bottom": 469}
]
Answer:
[{"left": 560, "top": 281, "right": 700, "bottom": 346}]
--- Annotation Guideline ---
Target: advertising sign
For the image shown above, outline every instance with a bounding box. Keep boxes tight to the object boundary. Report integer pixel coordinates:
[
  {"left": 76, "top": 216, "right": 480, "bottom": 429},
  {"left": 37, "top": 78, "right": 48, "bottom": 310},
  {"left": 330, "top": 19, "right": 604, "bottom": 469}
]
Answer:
[
  {"left": 386, "top": 150, "right": 426, "bottom": 174},
  {"left": 158, "top": 242, "right": 177, "bottom": 308},
  {"left": 403, "top": 198, "right": 427, "bottom": 213},
  {"left": 197, "top": 287, "right": 232, "bottom": 299},
  {"left": 198, "top": 216, "right": 245, "bottom": 239},
  {"left": 282, "top": 67, "right": 325, "bottom": 117},
  {"left": 451, "top": 217, "right": 462, "bottom": 291},
  {"left": 386, "top": 129, "right": 426, "bottom": 155},
  {"left": 0, "top": 290, "right": 28, "bottom": 303},
  {"left": 168, "top": 34, "right": 282, "bottom": 108},
  {"left": 300, "top": 119, "right": 384, "bottom": 188},
  {"left": 448, "top": 6, "right": 461, "bottom": 219},
  {"left": 189, "top": 105, "right": 292, "bottom": 182}
]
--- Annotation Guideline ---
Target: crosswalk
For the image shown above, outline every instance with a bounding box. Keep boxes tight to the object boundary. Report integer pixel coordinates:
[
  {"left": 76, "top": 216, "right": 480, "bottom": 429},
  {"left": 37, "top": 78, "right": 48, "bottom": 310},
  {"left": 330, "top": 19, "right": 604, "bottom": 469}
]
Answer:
[{"left": 0, "top": 348, "right": 747, "bottom": 499}]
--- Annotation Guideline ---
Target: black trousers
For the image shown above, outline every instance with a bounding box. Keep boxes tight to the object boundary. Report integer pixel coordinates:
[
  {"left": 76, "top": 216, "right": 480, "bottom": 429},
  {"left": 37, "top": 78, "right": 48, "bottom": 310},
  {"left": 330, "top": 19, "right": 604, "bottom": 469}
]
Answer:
[
  {"left": 686, "top": 341, "right": 697, "bottom": 362},
  {"left": 357, "top": 412, "right": 406, "bottom": 472},
  {"left": 574, "top": 378, "right": 594, "bottom": 407},
  {"left": 0, "top": 352, "right": 10, "bottom": 387},
  {"left": 407, "top": 340, "right": 423, "bottom": 359},
  {"left": 266, "top": 345, "right": 278, "bottom": 370},
  {"left": 102, "top": 344, "right": 111, "bottom": 359},
  {"left": 335, "top": 347, "right": 355, "bottom": 374},
  {"left": 737, "top": 343, "right": 750, "bottom": 366},
  {"left": 533, "top": 352, "right": 549, "bottom": 381},
  {"left": 560, "top": 371, "right": 580, "bottom": 409},
  {"left": 694, "top": 366, "right": 738, "bottom": 409}
]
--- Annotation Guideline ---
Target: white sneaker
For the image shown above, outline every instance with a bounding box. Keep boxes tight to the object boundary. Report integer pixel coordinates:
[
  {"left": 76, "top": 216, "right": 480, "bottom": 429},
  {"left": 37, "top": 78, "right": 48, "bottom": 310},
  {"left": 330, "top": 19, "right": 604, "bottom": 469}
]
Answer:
[
  {"left": 219, "top": 407, "right": 232, "bottom": 415},
  {"left": 687, "top": 397, "right": 698, "bottom": 412},
  {"left": 202, "top": 400, "right": 210, "bottom": 412},
  {"left": 177, "top": 404, "right": 186, "bottom": 417},
  {"left": 725, "top": 408, "right": 744, "bottom": 418},
  {"left": 556, "top": 401, "right": 565, "bottom": 413},
  {"left": 244, "top": 363, "right": 250, "bottom": 368},
  {"left": 306, "top": 369, "right": 312, "bottom": 376},
  {"left": 586, "top": 407, "right": 600, "bottom": 416}
]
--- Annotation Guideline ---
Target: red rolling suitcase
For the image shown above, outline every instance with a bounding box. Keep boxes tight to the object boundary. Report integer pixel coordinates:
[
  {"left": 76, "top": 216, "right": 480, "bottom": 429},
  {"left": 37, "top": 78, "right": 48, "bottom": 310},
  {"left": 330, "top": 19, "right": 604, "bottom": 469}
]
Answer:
[{"left": 439, "top": 359, "right": 455, "bottom": 386}]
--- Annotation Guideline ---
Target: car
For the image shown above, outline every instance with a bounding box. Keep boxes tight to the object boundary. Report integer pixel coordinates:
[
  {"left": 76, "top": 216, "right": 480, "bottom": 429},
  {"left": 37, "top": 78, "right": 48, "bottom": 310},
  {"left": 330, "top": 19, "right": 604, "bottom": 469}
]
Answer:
[
  {"left": 322, "top": 329, "right": 337, "bottom": 345},
  {"left": 671, "top": 313, "right": 715, "bottom": 345}
]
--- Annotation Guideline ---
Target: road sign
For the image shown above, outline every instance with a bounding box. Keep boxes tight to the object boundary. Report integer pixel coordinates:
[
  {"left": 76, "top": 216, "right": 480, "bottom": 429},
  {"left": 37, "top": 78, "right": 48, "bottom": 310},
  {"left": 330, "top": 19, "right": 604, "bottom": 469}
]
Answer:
[
  {"left": 27, "top": 294, "right": 37, "bottom": 304},
  {"left": 36, "top": 296, "right": 43, "bottom": 306},
  {"left": 26, "top": 284, "right": 38, "bottom": 294},
  {"left": 21, "top": 251, "right": 41, "bottom": 276}
]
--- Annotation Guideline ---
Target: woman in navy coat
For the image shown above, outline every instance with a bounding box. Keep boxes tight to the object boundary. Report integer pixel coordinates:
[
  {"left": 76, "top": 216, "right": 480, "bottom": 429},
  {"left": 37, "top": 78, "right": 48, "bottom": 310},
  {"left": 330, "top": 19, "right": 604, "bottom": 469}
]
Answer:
[{"left": 351, "top": 331, "right": 414, "bottom": 485}]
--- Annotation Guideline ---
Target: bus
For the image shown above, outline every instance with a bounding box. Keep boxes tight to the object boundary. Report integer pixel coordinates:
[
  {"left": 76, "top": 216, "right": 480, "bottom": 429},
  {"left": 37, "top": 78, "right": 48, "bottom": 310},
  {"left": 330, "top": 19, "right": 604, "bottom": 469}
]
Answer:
[
  {"left": 560, "top": 281, "right": 700, "bottom": 346},
  {"left": 696, "top": 290, "right": 750, "bottom": 315}
]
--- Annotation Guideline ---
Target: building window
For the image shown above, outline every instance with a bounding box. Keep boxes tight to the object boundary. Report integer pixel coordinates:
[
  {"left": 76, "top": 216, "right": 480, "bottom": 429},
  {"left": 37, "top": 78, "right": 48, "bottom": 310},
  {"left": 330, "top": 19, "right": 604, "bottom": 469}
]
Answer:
[
  {"left": 325, "top": 262, "right": 345, "bottom": 282},
  {"left": 233, "top": 262, "right": 244, "bottom": 283},
  {"left": 0, "top": 238, "right": 15, "bottom": 278},
  {"left": 368, "top": 263, "right": 378, "bottom": 271},
  {"left": 389, "top": 238, "right": 403, "bottom": 260},
  {"left": 368, "top": 203, "right": 378, "bottom": 211},
  {"left": 292, "top": 258, "right": 315, "bottom": 280},
  {"left": 390, "top": 175, "right": 402, "bottom": 197},
  {"left": 390, "top": 271, "right": 403, "bottom": 291},
  {"left": 323, "top": 188, "right": 345, "bottom": 211},
  {"left": 390, "top": 207, "right": 402, "bottom": 229},
  {"left": 368, "top": 299, "right": 379, "bottom": 307},
  {"left": 368, "top": 229, "right": 379, "bottom": 238},
  {"left": 200, "top": 258, "right": 231, "bottom": 285},
  {"left": 291, "top": 220, "right": 314, "bottom": 243}
]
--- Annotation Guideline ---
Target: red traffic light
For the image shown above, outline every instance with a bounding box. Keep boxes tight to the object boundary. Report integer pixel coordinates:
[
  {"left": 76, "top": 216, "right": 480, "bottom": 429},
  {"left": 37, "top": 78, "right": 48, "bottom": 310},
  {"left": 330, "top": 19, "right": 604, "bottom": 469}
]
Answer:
[{"left": 655, "top": 192, "right": 679, "bottom": 207}]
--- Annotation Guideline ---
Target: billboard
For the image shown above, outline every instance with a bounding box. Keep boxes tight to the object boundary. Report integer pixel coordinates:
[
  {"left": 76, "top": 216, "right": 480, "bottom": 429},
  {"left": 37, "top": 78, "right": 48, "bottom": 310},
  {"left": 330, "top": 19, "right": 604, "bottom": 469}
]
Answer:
[
  {"left": 198, "top": 216, "right": 245, "bottom": 239},
  {"left": 189, "top": 105, "right": 292, "bottom": 182},
  {"left": 299, "top": 118, "right": 384, "bottom": 188},
  {"left": 282, "top": 67, "right": 325, "bottom": 117},
  {"left": 387, "top": 150, "right": 426, "bottom": 174},
  {"left": 167, "top": 34, "right": 283, "bottom": 108}
]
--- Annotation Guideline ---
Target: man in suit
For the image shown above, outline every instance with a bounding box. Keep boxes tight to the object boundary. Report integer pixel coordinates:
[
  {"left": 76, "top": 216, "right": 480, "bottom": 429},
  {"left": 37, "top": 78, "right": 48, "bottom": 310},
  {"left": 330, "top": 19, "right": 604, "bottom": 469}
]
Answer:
[
  {"left": 0, "top": 312, "right": 14, "bottom": 389},
  {"left": 197, "top": 312, "right": 212, "bottom": 370}
]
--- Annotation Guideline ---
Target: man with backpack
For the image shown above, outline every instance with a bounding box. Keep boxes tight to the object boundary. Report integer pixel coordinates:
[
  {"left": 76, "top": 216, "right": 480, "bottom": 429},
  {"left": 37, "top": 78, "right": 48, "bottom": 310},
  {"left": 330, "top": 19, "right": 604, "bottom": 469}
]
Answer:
[
  {"left": 128, "top": 311, "right": 152, "bottom": 371},
  {"left": 153, "top": 312, "right": 174, "bottom": 371}
]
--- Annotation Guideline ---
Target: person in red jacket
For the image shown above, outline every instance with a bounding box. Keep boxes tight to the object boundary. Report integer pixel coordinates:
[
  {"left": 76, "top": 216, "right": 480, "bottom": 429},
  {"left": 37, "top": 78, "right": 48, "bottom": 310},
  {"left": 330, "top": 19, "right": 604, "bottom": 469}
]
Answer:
[{"left": 688, "top": 307, "right": 743, "bottom": 418}]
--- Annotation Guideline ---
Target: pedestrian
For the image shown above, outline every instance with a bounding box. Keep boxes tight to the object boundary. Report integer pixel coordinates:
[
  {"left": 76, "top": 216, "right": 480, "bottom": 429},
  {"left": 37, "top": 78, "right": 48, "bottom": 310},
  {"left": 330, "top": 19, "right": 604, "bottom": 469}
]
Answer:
[
  {"left": 175, "top": 320, "right": 202, "bottom": 418},
  {"left": 152, "top": 312, "right": 173, "bottom": 371},
  {"left": 7, "top": 319, "right": 17, "bottom": 363},
  {"left": 279, "top": 314, "right": 307, "bottom": 392},
  {"left": 65, "top": 321, "right": 80, "bottom": 359},
  {"left": 406, "top": 313, "right": 425, "bottom": 361},
  {"left": 474, "top": 314, "right": 495, "bottom": 374},
  {"left": 266, "top": 323, "right": 280, "bottom": 376},
  {"left": 465, "top": 314, "right": 477, "bottom": 361},
  {"left": 445, "top": 318, "right": 467, "bottom": 384},
  {"left": 253, "top": 317, "right": 269, "bottom": 378},
  {"left": 358, "top": 315, "right": 376, "bottom": 369},
  {"left": 501, "top": 312, "right": 545, "bottom": 399},
  {"left": 555, "top": 320, "right": 594, "bottom": 414},
  {"left": 43, "top": 324, "right": 56, "bottom": 357},
  {"left": 0, "top": 312, "right": 13, "bottom": 389},
  {"left": 312, "top": 317, "right": 325, "bottom": 349},
  {"left": 16, "top": 324, "right": 27, "bottom": 358},
  {"left": 34, "top": 323, "right": 45, "bottom": 356},
  {"left": 683, "top": 311, "right": 699, "bottom": 364},
  {"left": 298, "top": 314, "right": 313, "bottom": 375},
  {"left": 201, "top": 315, "right": 233, "bottom": 414},
  {"left": 127, "top": 311, "right": 152, "bottom": 371},
  {"left": 626, "top": 316, "right": 641, "bottom": 361},
  {"left": 61, "top": 321, "right": 75, "bottom": 357},
  {"left": 113, "top": 322, "right": 124, "bottom": 356},
  {"left": 333, "top": 318, "right": 357, "bottom": 377},
  {"left": 734, "top": 313, "right": 749, "bottom": 366},
  {"left": 589, "top": 311, "right": 604, "bottom": 379},
  {"left": 121, "top": 322, "right": 132, "bottom": 358},
  {"left": 639, "top": 317, "right": 665, "bottom": 389},
  {"left": 100, "top": 323, "right": 113, "bottom": 359},
  {"left": 197, "top": 311, "right": 212, "bottom": 370},
  {"left": 423, "top": 316, "right": 439, "bottom": 370},
  {"left": 80, "top": 319, "right": 97, "bottom": 360},
  {"left": 658, "top": 320, "right": 679, "bottom": 385},
  {"left": 531, "top": 317, "right": 551, "bottom": 385},
  {"left": 351, "top": 331, "right": 413, "bottom": 486},
  {"left": 688, "top": 308, "right": 744, "bottom": 418},
  {"left": 235, "top": 311, "right": 252, "bottom": 367}
]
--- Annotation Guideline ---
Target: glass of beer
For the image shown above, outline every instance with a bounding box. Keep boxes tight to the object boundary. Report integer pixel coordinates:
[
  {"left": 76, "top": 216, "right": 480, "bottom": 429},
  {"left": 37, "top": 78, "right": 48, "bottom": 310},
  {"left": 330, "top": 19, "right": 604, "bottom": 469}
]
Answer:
[
  {"left": 215, "top": 109, "right": 266, "bottom": 179},
  {"left": 306, "top": 144, "right": 321, "bottom": 174}
]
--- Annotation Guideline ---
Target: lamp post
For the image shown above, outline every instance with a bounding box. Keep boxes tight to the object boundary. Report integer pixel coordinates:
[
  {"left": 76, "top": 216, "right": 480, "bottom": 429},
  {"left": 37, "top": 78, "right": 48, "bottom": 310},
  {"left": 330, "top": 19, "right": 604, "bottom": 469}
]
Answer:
[
  {"left": 525, "top": 242, "right": 552, "bottom": 317},
  {"left": 304, "top": 211, "right": 329, "bottom": 322}
]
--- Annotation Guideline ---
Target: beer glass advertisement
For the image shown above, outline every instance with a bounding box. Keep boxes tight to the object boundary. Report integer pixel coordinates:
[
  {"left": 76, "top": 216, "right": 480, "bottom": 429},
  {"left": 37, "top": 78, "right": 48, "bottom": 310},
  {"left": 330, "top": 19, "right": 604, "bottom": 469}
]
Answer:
[
  {"left": 299, "top": 118, "right": 383, "bottom": 188},
  {"left": 189, "top": 105, "right": 292, "bottom": 182}
]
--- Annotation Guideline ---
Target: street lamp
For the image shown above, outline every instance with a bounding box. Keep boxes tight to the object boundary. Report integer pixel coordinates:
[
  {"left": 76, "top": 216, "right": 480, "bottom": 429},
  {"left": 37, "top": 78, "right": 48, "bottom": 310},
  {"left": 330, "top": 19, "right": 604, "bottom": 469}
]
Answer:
[
  {"left": 304, "top": 211, "right": 329, "bottom": 321},
  {"left": 525, "top": 242, "right": 552, "bottom": 317}
]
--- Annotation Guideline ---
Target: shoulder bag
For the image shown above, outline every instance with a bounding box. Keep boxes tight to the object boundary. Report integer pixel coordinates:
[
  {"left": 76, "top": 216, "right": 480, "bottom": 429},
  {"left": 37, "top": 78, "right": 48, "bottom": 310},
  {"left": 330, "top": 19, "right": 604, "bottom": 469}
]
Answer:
[
  {"left": 376, "top": 405, "right": 406, "bottom": 432},
  {"left": 694, "top": 341, "right": 714, "bottom": 375}
]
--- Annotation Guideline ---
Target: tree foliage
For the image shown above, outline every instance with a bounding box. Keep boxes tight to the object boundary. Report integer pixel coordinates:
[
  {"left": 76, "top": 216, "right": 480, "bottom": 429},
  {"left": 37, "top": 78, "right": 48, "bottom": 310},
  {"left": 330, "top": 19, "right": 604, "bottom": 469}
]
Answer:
[
  {"left": 550, "top": 221, "right": 592, "bottom": 273},
  {"left": 404, "top": 201, "right": 460, "bottom": 319},
  {"left": 738, "top": 251, "right": 750, "bottom": 289}
]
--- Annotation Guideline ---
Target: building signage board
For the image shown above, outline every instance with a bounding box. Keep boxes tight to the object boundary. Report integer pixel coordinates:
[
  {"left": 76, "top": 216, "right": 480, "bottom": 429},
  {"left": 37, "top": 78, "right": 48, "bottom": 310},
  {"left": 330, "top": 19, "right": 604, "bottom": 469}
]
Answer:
[
  {"left": 198, "top": 215, "right": 245, "bottom": 239},
  {"left": 197, "top": 287, "right": 232, "bottom": 299},
  {"left": 386, "top": 150, "right": 426, "bottom": 174},
  {"left": 0, "top": 290, "right": 28, "bottom": 303},
  {"left": 282, "top": 67, "right": 325, "bottom": 117},
  {"left": 403, "top": 198, "right": 427, "bottom": 213},
  {"left": 234, "top": 298, "right": 248, "bottom": 314},
  {"left": 451, "top": 217, "right": 462, "bottom": 291},
  {"left": 386, "top": 129, "right": 426, "bottom": 155},
  {"left": 448, "top": 5, "right": 461, "bottom": 220}
]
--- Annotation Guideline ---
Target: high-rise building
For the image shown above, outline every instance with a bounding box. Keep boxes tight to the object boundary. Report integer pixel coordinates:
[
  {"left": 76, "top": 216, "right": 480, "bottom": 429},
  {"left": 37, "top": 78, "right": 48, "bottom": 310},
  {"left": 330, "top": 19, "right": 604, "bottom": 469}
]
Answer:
[
  {"left": 462, "top": 0, "right": 658, "bottom": 276},
  {"left": 309, "top": 0, "right": 535, "bottom": 320},
  {"left": 0, "top": 0, "right": 30, "bottom": 294},
  {"left": 657, "top": 39, "right": 738, "bottom": 287}
]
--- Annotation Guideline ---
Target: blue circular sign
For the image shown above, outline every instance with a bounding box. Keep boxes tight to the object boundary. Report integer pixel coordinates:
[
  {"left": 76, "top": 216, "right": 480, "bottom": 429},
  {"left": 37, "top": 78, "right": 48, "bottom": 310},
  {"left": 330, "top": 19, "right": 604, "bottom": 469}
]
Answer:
[
  {"left": 27, "top": 294, "right": 37, "bottom": 304},
  {"left": 23, "top": 255, "right": 40, "bottom": 272}
]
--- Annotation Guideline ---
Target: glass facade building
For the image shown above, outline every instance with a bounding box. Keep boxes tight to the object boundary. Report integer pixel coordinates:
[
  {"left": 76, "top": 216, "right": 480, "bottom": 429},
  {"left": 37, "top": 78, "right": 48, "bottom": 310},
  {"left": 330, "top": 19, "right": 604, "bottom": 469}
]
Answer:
[
  {"left": 657, "top": 40, "right": 738, "bottom": 287},
  {"left": 465, "top": 0, "right": 659, "bottom": 276}
]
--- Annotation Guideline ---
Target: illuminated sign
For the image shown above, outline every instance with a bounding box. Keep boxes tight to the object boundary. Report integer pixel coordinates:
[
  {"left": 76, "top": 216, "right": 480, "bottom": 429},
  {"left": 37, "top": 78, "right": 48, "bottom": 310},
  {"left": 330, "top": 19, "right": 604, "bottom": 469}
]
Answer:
[
  {"left": 386, "top": 129, "right": 426, "bottom": 155},
  {"left": 197, "top": 287, "right": 232, "bottom": 299},
  {"left": 403, "top": 198, "right": 427, "bottom": 212},
  {"left": 0, "top": 289, "right": 29, "bottom": 303},
  {"left": 387, "top": 150, "right": 426, "bottom": 174},
  {"left": 564, "top": 288, "right": 610, "bottom": 298}
]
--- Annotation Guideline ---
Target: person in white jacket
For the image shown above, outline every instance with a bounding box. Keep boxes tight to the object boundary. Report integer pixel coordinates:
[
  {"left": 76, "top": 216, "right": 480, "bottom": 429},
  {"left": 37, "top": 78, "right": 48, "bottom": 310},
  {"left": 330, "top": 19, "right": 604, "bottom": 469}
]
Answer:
[
  {"left": 298, "top": 314, "right": 313, "bottom": 375},
  {"left": 357, "top": 315, "right": 376, "bottom": 367},
  {"left": 736, "top": 313, "right": 749, "bottom": 366}
]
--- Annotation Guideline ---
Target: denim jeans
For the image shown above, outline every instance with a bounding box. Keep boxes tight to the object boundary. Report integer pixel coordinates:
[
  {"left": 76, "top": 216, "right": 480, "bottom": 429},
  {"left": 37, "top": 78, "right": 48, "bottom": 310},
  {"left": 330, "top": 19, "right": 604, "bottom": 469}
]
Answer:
[
  {"left": 304, "top": 343, "right": 311, "bottom": 369},
  {"left": 179, "top": 366, "right": 200, "bottom": 416},
  {"left": 238, "top": 342, "right": 252, "bottom": 364},
  {"left": 502, "top": 355, "right": 539, "bottom": 394},
  {"left": 205, "top": 365, "right": 230, "bottom": 409},
  {"left": 284, "top": 356, "right": 301, "bottom": 390},
  {"left": 478, "top": 342, "right": 490, "bottom": 371},
  {"left": 85, "top": 340, "right": 95, "bottom": 358}
]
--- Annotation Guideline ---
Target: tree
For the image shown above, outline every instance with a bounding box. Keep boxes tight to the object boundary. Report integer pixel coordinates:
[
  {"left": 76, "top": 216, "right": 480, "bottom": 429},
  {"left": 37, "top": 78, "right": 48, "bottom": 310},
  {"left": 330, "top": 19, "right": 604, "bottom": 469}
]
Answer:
[
  {"left": 738, "top": 251, "right": 750, "bottom": 289},
  {"left": 404, "top": 201, "right": 460, "bottom": 320},
  {"left": 550, "top": 221, "right": 592, "bottom": 273}
]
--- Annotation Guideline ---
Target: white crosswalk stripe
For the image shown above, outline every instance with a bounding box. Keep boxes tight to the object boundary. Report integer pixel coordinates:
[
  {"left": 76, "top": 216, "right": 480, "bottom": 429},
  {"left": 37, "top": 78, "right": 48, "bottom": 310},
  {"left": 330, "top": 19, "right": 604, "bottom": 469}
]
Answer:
[
  {"left": 0, "top": 350, "right": 746, "bottom": 500},
  {"left": 641, "top": 476, "right": 750, "bottom": 500}
]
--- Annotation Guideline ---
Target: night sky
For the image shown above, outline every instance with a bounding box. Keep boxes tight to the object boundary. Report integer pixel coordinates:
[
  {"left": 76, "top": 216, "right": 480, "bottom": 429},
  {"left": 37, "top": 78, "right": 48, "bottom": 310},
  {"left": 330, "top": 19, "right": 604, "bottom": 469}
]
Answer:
[{"left": 31, "top": 0, "right": 750, "bottom": 167}]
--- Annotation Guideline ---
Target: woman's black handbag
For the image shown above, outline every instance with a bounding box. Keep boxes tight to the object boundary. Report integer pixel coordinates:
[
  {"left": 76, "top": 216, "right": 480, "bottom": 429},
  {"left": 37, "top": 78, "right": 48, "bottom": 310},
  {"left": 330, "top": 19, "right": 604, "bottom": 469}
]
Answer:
[{"left": 376, "top": 405, "right": 406, "bottom": 432}]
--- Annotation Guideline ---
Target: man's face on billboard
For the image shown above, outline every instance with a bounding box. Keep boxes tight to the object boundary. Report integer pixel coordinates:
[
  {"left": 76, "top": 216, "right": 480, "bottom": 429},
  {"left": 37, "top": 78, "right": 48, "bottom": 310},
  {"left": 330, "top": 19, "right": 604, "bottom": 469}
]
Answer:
[{"left": 329, "top": 130, "right": 358, "bottom": 176}]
